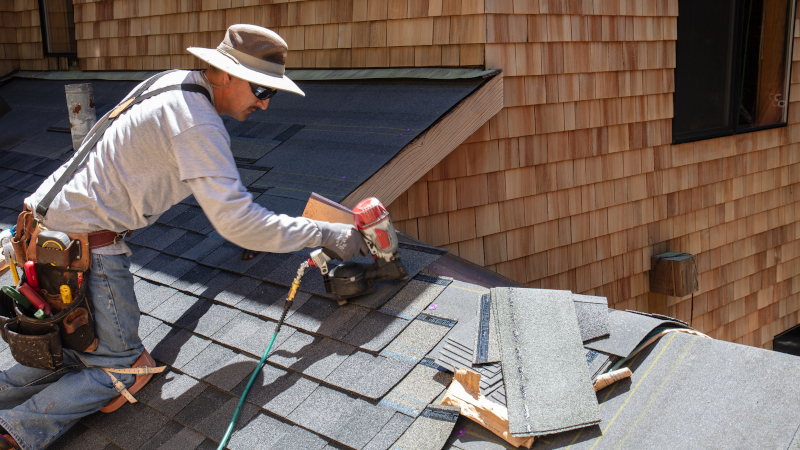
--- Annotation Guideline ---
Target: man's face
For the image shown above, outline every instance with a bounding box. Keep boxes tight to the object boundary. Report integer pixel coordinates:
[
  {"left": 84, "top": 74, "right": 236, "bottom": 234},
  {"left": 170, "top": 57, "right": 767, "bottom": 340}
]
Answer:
[{"left": 221, "top": 75, "right": 271, "bottom": 121}]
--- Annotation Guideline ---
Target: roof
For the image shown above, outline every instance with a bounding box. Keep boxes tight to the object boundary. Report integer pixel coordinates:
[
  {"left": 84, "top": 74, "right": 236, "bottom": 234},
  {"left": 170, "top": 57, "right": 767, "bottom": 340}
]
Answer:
[
  {"left": 0, "top": 75, "right": 799, "bottom": 450},
  {"left": 0, "top": 70, "right": 503, "bottom": 211}
]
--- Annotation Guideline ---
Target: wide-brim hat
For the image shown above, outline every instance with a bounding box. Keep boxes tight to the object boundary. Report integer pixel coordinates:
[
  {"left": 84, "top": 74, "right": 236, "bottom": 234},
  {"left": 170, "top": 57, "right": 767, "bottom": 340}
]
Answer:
[{"left": 188, "top": 24, "right": 305, "bottom": 97}]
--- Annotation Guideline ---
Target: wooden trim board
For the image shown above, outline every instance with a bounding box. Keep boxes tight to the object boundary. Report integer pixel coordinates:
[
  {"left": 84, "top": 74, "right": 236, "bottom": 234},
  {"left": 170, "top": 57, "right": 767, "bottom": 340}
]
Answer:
[
  {"left": 342, "top": 73, "right": 504, "bottom": 208},
  {"left": 302, "top": 193, "right": 354, "bottom": 224}
]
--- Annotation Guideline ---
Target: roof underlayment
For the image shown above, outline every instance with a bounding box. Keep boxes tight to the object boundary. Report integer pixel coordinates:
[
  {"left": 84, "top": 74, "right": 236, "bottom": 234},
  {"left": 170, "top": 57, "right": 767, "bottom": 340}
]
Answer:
[{"left": 0, "top": 75, "right": 799, "bottom": 449}]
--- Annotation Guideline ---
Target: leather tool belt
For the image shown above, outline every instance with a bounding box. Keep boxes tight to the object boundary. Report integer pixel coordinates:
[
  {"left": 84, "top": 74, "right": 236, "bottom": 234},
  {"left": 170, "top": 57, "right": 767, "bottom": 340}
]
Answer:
[
  {"left": 88, "top": 230, "right": 133, "bottom": 250},
  {"left": 0, "top": 268, "right": 97, "bottom": 371}
]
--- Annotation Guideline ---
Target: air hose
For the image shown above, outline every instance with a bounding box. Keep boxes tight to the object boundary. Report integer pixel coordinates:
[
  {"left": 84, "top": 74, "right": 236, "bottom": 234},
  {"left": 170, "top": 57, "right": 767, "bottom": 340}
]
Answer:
[{"left": 217, "top": 260, "right": 309, "bottom": 450}]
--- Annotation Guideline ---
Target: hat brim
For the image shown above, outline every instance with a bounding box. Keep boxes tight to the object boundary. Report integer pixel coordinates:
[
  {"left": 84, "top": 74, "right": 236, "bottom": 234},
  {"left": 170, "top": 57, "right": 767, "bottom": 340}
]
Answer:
[{"left": 188, "top": 47, "right": 305, "bottom": 97}]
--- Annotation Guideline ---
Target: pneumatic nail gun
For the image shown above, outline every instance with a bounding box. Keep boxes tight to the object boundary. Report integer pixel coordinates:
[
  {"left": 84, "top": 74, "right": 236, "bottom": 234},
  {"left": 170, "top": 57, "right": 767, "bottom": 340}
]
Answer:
[{"left": 308, "top": 197, "right": 408, "bottom": 303}]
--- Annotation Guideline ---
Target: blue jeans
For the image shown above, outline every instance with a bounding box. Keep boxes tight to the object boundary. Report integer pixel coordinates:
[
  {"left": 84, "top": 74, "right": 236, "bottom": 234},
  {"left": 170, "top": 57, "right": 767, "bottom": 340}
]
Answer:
[{"left": 0, "top": 254, "right": 143, "bottom": 450}]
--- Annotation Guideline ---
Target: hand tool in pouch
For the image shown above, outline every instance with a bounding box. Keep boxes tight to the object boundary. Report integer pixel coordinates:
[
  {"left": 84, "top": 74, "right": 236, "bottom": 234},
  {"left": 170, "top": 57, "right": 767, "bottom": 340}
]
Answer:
[
  {"left": 23, "top": 261, "right": 39, "bottom": 290},
  {"left": 1, "top": 286, "right": 35, "bottom": 312},
  {"left": 308, "top": 197, "right": 408, "bottom": 303},
  {"left": 17, "top": 283, "right": 51, "bottom": 318},
  {"left": 1, "top": 240, "right": 19, "bottom": 286}
]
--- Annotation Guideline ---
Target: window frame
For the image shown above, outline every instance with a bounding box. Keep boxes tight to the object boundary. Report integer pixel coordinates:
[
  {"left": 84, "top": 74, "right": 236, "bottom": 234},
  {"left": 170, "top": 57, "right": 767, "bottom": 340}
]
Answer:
[
  {"left": 37, "top": 0, "right": 78, "bottom": 57},
  {"left": 672, "top": 0, "right": 797, "bottom": 145}
]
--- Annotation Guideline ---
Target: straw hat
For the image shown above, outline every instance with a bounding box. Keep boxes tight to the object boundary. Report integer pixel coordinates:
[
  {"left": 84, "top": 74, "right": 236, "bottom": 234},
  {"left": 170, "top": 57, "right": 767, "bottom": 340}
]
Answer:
[{"left": 188, "top": 24, "right": 305, "bottom": 97}]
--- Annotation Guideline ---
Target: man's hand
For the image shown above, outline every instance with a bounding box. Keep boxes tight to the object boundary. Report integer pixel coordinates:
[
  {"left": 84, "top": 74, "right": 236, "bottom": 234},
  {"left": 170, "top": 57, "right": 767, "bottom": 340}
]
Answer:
[{"left": 316, "top": 221, "right": 369, "bottom": 262}]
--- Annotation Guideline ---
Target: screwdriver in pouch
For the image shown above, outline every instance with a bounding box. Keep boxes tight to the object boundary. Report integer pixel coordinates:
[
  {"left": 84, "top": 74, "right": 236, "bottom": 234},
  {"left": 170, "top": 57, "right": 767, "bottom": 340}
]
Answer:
[
  {"left": 17, "top": 283, "right": 52, "bottom": 318},
  {"left": 24, "top": 261, "right": 39, "bottom": 290}
]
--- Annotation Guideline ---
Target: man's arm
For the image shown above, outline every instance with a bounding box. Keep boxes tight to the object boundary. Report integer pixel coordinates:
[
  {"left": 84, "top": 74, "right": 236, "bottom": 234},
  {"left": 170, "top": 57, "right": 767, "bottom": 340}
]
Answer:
[{"left": 186, "top": 175, "right": 323, "bottom": 253}]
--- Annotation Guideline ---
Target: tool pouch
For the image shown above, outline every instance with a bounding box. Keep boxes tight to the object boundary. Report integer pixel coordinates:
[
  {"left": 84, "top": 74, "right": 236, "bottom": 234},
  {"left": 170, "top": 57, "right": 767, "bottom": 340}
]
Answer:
[
  {"left": 1, "top": 272, "right": 97, "bottom": 371},
  {"left": 12, "top": 210, "right": 91, "bottom": 272}
]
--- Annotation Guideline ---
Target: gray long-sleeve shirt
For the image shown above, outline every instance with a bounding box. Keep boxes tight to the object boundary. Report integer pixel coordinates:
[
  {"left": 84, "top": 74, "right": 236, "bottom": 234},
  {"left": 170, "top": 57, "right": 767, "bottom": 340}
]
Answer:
[{"left": 25, "top": 70, "right": 323, "bottom": 255}]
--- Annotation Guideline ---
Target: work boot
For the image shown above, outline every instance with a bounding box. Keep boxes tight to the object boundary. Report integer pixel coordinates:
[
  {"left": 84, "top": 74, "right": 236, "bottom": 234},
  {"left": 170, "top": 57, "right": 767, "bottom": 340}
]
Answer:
[{"left": 0, "top": 434, "right": 19, "bottom": 450}]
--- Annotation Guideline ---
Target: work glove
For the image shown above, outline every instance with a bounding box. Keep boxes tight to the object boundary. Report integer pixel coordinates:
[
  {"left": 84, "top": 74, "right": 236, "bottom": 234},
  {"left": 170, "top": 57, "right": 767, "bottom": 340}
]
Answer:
[{"left": 316, "top": 221, "right": 370, "bottom": 262}]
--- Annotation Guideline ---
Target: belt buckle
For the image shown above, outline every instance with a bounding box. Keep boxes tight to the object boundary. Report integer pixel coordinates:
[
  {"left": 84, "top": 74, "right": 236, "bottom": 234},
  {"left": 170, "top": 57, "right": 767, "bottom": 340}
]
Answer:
[{"left": 113, "top": 231, "right": 127, "bottom": 245}]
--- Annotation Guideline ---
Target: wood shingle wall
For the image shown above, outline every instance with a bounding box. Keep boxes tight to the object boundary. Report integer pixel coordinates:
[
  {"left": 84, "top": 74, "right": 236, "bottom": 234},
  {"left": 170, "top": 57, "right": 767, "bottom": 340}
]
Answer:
[
  {"left": 0, "top": 0, "right": 70, "bottom": 77},
  {"left": 71, "top": 0, "right": 487, "bottom": 70},
  {"left": 389, "top": 0, "right": 800, "bottom": 349},
  {"left": 8, "top": 0, "right": 800, "bottom": 348}
]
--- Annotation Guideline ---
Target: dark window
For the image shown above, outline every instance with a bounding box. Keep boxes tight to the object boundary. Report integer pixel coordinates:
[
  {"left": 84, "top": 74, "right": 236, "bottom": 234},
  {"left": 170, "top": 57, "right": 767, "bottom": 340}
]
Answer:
[
  {"left": 774, "top": 323, "right": 800, "bottom": 356},
  {"left": 37, "top": 0, "right": 77, "bottom": 55},
  {"left": 673, "top": 0, "right": 796, "bottom": 144}
]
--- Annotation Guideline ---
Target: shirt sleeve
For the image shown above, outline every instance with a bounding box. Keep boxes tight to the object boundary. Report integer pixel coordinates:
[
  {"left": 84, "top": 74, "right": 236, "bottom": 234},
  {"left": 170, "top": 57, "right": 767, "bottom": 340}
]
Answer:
[{"left": 185, "top": 175, "right": 324, "bottom": 253}]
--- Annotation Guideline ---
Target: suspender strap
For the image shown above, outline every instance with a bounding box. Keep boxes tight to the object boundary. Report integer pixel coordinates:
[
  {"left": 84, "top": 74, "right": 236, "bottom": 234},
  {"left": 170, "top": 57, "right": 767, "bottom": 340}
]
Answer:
[{"left": 35, "top": 71, "right": 212, "bottom": 218}]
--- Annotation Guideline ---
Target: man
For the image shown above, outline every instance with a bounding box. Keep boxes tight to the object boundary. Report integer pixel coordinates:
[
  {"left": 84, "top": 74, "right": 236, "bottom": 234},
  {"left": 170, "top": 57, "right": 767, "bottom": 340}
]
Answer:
[{"left": 0, "top": 24, "right": 367, "bottom": 449}]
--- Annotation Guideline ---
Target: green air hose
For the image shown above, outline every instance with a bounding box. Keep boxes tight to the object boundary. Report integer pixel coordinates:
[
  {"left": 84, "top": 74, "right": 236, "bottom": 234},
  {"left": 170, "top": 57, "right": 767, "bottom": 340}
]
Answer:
[{"left": 217, "top": 260, "right": 309, "bottom": 450}]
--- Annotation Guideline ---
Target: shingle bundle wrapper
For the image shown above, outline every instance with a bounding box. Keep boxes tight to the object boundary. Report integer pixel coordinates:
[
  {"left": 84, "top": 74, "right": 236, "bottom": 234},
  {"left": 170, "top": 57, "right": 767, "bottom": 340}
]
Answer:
[{"left": 492, "top": 287, "right": 600, "bottom": 437}]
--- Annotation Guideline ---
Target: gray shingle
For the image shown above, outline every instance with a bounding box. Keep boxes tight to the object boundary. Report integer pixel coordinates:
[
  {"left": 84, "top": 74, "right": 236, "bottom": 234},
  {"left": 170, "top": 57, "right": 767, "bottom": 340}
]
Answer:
[
  {"left": 129, "top": 224, "right": 187, "bottom": 251},
  {"left": 269, "top": 333, "right": 354, "bottom": 380},
  {"left": 380, "top": 364, "right": 451, "bottom": 417},
  {"left": 269, "top": 425, "right": 328, "bottom": 450},
  {"left": 202, "top": 352, "right": 259, "bottom": 392},
  {"left": 362, "top": 412, "right": 415, "bottom": 450},
  {"left": 284, "top": 295, "right": 340, "bottom": 333},
  {"left": 154, "top": 426, "right": 206, "bottom": 450},
  {"left": 149, "top": 328, "right": 211, "bottom": 368},
  {"left": 162, "top": 231, "right": 208, "bottom": 258},
  {"left": 390, "top": 404, "right": 460, "bottom": 450},
  {"left": 134, "top": 279, "right": 179, "bottom": 313},
  {"left": 148, "top": 291, "right": 202, "bottom": 325},
  {"left": 323, "top": 350, "right": 382, "bottom": 393},
  {"left": 326, "top": 397, "right": 396, "bottom": 449},
  {"left": 227, "top": 413, "right": 293, "bottom": 450},
  {"left": 353, "top": 355, "right": 416, "bottom": 399},
  {"left": 232, "top": 281, "right": 288, "bottom": 317},
  {"left": 48, "top": 423, "right": 110, "bottom": 450},
  {"left": 573, "top": 294, "right": 610, "bottom": 342},
  {"left": 156, "top": 203, "right": 190, "bottom": 226},
  {"left": 342, "top": 311, "right": 411, "bottom": 352},
  {"left": 129, "top": 245, "right": 161, "bottom": 274},
  {"left": 492, "top": 287, "right": 600, "bottom": 437},
  {"left": 243, "top": 252, "right": 293, "bottom": 280},
  {"left": 138, "top": 315, "right": 163, "bottom": 340},
  {"left": 200, "top": 242, "right": 266, "bottom": 274},
  {"left": 287, "top": 386, "right": 356, "bottom": 437},
  {"left": 173, "top": 387, "right": 241, "bottom": 432},
  {"left": 212, "top": 311, "right": 295, "bottom": 357},
  {"left": 194, "top": 395, "right": 261, "bottom": 443},
  {"left": 181, "top": 343, "right": 241, "bottom": 380},
  {"left": 80, "top": 402, "right": 170, "bottom": 450},
  {"left": 315, "top": 303, "right": 372, "bottom": 340},
  {"left": 175, "top": 302, "right": 239, "bottom": 338},
  {"left": 584, "top": 309, "right": 686, "bottom": 358},
  {"left": 142, "top": 256, "right": 198, "bottom": 286},
  {"left": 136, "top": 371, "right": 207, "bottom": 418},
  {"left": 136, "top": 421, "right": 185, "bottom": 450},
  {"left": 171, "top": 265, "right": 221, "bottom": 294},
  {"left": 378, "top": 276, "right": 451, "bottom": 320},
  {"left": 231, "top": 364, "right": 318, "bottom": 417},
  {"left": 179, "top": 235, "right": 226, "bottom": 261},
  {"left": 196, "top": 270, "right": 239, "bottom": 300},
  {"left": 211, "top": 275, "right": 262, "bottom": 306}
]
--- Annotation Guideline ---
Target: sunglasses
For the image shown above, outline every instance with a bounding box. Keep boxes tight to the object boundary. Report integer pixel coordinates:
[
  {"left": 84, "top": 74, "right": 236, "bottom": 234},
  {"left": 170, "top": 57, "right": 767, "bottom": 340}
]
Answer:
[{"left": 249, "top": 82, "right": 278, "bottom": 101}]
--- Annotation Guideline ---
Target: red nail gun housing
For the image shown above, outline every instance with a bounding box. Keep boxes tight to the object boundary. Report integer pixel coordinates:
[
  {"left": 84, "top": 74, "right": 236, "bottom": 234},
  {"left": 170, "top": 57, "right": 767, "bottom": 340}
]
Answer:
[{"left": 318, "top": 198, "right": 409, "bottom": 301}]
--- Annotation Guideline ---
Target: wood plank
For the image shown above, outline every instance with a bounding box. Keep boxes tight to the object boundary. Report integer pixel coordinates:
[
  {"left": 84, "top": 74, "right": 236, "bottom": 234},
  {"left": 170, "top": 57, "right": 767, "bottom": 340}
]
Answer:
[{"left": 342, "top": 74, "right": 503, "bottom": 208}]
